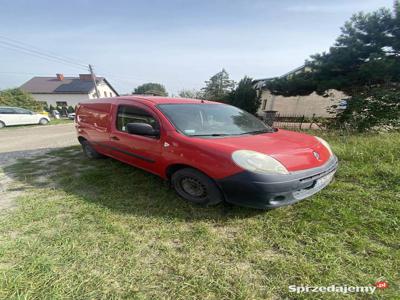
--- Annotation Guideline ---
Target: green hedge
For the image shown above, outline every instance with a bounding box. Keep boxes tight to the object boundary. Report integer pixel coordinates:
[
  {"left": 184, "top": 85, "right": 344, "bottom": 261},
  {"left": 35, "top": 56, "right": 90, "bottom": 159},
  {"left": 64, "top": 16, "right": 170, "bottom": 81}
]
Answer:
[{"left": 0, "top": 88, "right": 43, "bottom": 112}]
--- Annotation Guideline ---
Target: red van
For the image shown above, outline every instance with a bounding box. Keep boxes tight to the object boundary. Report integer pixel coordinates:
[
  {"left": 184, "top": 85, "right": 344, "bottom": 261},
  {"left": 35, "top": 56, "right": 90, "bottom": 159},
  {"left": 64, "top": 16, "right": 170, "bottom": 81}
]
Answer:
[{"left": 75, "top": 96, "right": 338, "bottom": 209}]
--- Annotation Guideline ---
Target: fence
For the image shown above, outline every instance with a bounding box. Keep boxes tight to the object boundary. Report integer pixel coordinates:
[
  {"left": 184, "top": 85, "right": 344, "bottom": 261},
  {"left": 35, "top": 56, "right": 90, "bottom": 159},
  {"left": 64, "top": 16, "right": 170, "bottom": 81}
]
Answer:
[{"left": 263, "top": 111, "right": 325, "bottom": 130}]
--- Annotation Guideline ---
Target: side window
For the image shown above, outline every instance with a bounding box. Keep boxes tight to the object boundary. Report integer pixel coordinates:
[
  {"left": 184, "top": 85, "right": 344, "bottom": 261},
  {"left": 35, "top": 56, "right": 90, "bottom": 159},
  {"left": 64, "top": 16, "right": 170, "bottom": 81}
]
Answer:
[
  {"left": 14, "top": 108, "right": 31, "bottom": 114},
  {"left": 117, "top": 105, "right": 158, "bottom": 133},
  {"left": 0, "top": 108, "right": 7, "bottom": 114},
  {"left": 0, "top": 108, "right": 16, "bottom": 114}
]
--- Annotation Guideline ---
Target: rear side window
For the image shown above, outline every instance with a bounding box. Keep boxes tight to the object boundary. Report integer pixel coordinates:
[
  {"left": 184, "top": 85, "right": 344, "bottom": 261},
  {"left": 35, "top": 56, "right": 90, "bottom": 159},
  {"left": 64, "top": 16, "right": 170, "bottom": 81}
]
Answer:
[
  {"left": 0, "top": 108, "right": 16, "bottom": 114},
  {"left": 117, "top": 105, "right": 158, "bottom": 132},
  {"left": 14, "top": 108, "right": 32, "bottom": 114}
]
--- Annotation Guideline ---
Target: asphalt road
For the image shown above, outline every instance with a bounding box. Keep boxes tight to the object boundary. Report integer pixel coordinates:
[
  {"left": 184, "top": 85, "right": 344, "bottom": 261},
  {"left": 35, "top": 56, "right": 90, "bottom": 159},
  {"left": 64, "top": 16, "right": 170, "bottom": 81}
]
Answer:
[{"left": 0, "top": 123, "right": 79, "bottom": 165}]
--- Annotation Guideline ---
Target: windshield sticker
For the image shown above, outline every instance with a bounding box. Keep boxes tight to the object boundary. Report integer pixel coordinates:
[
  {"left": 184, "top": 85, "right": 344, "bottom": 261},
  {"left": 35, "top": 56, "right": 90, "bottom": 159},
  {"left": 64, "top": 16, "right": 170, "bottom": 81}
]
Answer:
[{"left": 184, "top": 129, "right": 196, "bottom": 134}]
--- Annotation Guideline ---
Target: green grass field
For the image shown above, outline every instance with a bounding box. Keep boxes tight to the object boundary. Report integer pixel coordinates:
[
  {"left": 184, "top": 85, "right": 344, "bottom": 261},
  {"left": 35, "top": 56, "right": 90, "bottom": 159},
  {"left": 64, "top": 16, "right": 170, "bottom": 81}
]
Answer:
[{"left": 0, "top": 132, "right": 399, "bottom": 299}]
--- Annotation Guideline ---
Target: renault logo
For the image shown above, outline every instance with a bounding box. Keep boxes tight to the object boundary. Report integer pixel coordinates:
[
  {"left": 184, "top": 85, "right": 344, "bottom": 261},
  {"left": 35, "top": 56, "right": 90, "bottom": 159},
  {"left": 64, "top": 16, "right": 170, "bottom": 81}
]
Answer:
[{"left": 313, "top": 151, "right": 320, "bottom": 160}]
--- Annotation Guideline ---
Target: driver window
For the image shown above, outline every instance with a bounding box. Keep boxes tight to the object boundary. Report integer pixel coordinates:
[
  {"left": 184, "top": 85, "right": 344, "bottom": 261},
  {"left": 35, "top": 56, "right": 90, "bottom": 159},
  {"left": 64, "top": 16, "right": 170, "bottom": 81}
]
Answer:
[{"left": 116, "top": 105, "right": 158, "bottom": 132}]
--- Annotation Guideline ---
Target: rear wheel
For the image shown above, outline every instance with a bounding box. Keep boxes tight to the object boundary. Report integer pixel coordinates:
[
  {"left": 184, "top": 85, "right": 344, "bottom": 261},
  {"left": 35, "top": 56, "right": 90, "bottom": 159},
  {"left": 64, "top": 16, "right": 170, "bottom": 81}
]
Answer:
[
  {"left": 171, "top": 168, "right": 223, "bottom": 206},
  {"left": 39, "top": 118, "right": 49, "bottom": 125},
  {"left": 81, "top": 140, "right": 104, "bottom": 159},
  {"left": 0, "top": 121, "right": 5, "bottom": 129}
]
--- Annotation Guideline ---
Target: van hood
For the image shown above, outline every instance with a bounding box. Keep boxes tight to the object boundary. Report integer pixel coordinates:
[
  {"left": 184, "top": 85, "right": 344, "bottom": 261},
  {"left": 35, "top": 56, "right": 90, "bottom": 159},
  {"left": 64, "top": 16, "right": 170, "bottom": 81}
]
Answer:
[{"left": 196, "top": 129, "right": 332, "bottom": 172}]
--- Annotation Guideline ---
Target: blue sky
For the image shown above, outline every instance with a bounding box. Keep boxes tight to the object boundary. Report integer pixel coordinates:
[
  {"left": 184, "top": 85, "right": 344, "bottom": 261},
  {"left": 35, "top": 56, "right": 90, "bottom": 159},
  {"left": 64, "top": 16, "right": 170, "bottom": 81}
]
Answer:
[{"left": 0, "top": 0, "right": 394, "bottom": 94}]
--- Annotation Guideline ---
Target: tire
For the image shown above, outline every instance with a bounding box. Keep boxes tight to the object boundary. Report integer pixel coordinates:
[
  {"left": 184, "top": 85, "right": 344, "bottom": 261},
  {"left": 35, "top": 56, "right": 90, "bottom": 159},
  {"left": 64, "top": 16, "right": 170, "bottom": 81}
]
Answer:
[
  {"left": 171, "top": 168, "right": 223, "bottom": 206},
  {"left": 0, "top": 121, "right": 5, "bottom": 129},
  {"left": 39, "top": 118, "right": 49, "bottom": 125},
  {"left": 81, "top": 140, "right": 104, "bottom": 159}
]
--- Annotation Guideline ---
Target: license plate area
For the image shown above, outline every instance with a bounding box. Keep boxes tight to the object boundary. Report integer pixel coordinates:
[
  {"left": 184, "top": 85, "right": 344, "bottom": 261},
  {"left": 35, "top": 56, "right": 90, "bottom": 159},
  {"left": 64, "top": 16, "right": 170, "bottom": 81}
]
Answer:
[{"left": 293, "top": 171, "right": 335, "bottom": 200}]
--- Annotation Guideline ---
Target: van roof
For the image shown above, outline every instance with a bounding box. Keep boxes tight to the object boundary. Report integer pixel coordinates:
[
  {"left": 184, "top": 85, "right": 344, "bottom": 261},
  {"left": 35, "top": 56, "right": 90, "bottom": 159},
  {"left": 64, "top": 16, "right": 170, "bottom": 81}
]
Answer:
[{"left": 79, "top": 96, "right": 218, "bottom": 106}]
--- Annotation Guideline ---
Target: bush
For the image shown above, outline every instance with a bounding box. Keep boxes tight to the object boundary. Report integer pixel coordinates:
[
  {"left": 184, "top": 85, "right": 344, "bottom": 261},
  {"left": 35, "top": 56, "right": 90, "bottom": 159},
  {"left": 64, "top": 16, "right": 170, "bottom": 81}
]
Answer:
[
  {"left": 0, "top": 88, "right": 42, "bottom": 112},
  {"left": 331, "top": 85, "right": 400, "bottom": 131}
]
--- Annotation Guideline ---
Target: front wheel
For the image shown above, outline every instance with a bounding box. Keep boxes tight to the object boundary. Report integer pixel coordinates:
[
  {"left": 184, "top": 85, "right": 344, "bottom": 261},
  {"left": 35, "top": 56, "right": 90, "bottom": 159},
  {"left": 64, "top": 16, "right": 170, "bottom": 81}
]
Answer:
[
  {"left": 39, "top": 118, "right": 49, "bottom": 125},
  {"left": 171, "top": 168, "right": 224, "bottom": 206},
  {"left": 81, "top": 140, "right": 105, "bottom": 159}
]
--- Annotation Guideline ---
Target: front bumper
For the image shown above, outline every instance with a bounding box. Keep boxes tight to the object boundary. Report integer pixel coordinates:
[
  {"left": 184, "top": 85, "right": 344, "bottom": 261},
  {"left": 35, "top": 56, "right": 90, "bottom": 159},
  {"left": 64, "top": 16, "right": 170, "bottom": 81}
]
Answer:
[{"left": 217, "top": 155, "right": 338, "bottom": 209}]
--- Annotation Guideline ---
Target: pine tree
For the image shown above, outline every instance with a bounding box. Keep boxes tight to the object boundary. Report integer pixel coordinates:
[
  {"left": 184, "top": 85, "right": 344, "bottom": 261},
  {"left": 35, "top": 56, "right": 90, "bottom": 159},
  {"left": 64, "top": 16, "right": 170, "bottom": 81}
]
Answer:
[
  {"left": 266, "top": 1, "right": 400, "bottom": 130},
  {"left": 202, "top": 69, "right": 235, "bottom": 102},
  {"left": 228, "top": 77, "right": 260, "bottom": 115}
]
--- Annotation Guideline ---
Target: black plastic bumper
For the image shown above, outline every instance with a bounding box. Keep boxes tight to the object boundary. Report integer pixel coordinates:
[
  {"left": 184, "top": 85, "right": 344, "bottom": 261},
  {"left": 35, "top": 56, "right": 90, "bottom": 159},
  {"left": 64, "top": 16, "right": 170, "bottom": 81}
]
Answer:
[{"left": 217, "top": 155, "right": 338, "bottom": 209}]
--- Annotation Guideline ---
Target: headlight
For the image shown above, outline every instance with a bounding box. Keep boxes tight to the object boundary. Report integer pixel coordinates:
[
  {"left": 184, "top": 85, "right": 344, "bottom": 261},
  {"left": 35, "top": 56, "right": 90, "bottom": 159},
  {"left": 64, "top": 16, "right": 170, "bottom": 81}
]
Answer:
[
  {"left": 232, "top": 150, "right": 289, "bottom": 175},
  {"left": 315, "top": 137, "right": 333, "bottom": 156}
]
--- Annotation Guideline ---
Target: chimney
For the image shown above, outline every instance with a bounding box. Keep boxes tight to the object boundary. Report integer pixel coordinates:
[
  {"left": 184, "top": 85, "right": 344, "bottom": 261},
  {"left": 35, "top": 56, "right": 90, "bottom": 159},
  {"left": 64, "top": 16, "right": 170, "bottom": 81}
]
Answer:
[
  {"left": 56, "top": 73, "right": 64, "bottom": 81},
  {"left": 79, "top": 74, "right": 93, "bottom": 81}
]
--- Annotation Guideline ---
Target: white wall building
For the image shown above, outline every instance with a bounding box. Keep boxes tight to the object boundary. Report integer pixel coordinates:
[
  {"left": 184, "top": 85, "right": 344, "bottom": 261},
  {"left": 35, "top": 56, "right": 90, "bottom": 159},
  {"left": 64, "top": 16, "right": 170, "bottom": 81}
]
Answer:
[
  {"left": 254, "top": 66, "right": 347, "bottom": 118},
  {"left": 20, "top": 74, "right": 119, "bottom": 107}
]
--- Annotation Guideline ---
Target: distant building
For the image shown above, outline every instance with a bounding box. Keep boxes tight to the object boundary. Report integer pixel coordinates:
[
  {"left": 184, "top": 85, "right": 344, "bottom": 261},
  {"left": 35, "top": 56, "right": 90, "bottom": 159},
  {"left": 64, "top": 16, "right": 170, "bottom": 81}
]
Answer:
[
  {"left": 20, "top": 73, "right": 119, "bottom": 107},
  {"left": 253, "top": 66, "right": 347, "bottom": 117}
]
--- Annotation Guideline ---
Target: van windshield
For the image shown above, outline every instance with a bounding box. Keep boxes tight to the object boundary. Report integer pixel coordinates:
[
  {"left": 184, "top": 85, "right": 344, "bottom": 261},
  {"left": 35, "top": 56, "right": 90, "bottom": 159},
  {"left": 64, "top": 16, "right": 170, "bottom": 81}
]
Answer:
[{"left": 158, "top": 103, "right": 272, "bottom": 137}]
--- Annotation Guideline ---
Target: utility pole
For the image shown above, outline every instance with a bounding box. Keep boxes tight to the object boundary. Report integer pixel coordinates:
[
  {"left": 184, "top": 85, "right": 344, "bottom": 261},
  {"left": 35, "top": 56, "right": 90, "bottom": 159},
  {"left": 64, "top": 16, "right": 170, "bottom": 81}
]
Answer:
[{"left": 89, "top": 64, "right": 100, "bottom": 98}]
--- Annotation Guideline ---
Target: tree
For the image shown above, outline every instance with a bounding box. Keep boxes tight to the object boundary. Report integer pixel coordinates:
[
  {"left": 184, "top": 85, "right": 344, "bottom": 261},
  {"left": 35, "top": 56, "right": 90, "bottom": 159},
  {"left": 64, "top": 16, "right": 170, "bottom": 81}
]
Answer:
[
  {"left": 0, "top": 88, "right": 43, "bottom": 111},
  {"left": 67, "top": 106, "right": 75, "bottom": 114},
  {"left": 202, "top": 69, "right": 235, "bottom": 101},
  {"left": 133, "top": 83, "right": 168, "bottom": 96},
  {"left": 227, "top": 76, "right": 261, "bottom": 115},
  {"left": 178, "top": 89, "right": 204, "bottom": 99},
  {"left": 332, "top": 86, "right": 400, "bottom": 130},
  {"left": 267, "top": 1, "right": 400, "bottom": 130}
]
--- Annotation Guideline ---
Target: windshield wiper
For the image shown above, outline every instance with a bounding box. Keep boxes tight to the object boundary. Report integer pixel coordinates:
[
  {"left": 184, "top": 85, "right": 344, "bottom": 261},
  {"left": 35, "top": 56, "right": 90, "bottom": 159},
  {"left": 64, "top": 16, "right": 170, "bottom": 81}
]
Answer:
[
  {"left": 239, "top": 129, "right": 272, "bottom": 135},
  {"left": 190, "top": 133, "right": 233, "bottom": 137}
]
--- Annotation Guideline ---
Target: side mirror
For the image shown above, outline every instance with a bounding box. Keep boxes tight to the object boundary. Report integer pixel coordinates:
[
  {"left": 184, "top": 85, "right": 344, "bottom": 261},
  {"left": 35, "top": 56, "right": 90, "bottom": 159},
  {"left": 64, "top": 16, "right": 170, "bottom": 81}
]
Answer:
[{"left": 126, "top": 123, "right": 159, "bottom": 137}]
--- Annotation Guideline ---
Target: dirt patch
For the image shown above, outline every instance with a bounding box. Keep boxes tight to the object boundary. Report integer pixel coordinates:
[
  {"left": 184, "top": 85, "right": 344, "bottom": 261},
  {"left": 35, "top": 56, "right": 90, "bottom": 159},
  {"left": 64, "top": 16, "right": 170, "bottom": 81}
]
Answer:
[
  {"left": 0, "top": 170, "right": 20, "bottom": 212},
  {"left": 0, "top": 148, "right": 77, "bottom": 213}
]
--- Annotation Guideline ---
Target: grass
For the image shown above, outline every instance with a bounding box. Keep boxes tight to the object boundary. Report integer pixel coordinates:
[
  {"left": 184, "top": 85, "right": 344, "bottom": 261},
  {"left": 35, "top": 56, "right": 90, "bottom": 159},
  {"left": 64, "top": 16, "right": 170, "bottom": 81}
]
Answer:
[{"left": 0, "top": 132, "right": 399, "bottom": 299}]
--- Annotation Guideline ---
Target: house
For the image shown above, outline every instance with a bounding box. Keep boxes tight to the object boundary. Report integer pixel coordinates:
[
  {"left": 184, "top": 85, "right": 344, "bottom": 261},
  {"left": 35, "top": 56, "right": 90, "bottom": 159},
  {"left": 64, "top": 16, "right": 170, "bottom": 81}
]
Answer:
[
  {"left": 253, "top": 66, "right": 347, "bottom": 118},
  {"left": 20, "top": 74, "right": 119, "bottom": 107}
]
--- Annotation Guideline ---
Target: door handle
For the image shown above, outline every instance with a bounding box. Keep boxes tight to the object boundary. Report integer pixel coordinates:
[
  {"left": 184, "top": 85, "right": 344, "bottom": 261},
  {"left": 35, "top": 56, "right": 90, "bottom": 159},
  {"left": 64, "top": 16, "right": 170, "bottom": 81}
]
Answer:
[{"left": 111, "top": 136, "right": 120, "bottom": 141}]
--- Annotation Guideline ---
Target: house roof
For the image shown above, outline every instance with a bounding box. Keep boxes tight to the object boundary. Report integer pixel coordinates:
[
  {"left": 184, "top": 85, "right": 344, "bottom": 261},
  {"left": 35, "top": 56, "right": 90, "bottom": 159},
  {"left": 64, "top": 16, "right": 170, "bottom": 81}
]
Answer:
[
  {"left": 20, "top": 76, "right": 119, "bottom": 96},
  {"left": 253, "top": 65, "right": 307, "bottom": 90},
  {"left": 280, "top": 65, "right": 306, "bottom": 78}
]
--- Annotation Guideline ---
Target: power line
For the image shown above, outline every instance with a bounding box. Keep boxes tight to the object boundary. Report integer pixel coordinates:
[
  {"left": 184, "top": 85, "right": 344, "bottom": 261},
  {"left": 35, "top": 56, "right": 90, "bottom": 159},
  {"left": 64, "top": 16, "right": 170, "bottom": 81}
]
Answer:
[
  {"left": 0, "top": 35, "right": 176, "bottom": 93},
  {"left": 0, "top": 71, "right": 76, "bottom": 76},
  {"left": 0, "top": 35, "right": 88, "bottom": 68},
  {"left": 0, "top": 35, "right": 171, "bottom": 85},
  {"left": 0, "top": 42, "right": 87, "bottom": 71}
]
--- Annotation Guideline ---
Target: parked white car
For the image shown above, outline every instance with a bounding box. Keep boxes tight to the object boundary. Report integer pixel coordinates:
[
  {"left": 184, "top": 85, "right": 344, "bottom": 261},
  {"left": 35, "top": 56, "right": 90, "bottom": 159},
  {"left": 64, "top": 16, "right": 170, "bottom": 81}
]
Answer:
[
  {"left": 68, "top": 112, "right": 76, "bottom": 120},
  {"left": 0, "top": 107, "right": 50, "bottom": 128}
]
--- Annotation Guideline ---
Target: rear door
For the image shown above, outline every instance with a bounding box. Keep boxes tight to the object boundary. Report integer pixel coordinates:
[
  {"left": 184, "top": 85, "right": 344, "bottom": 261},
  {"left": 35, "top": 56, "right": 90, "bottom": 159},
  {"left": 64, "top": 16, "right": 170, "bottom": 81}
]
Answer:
[
  {"left": 107, "top": 102, "right": 163, "bottom": 175},
  {"left": 76, "top": 103, "right": 112, "bottom": 155},
  {"left": 13, "top": 108, "right": 37, "bottom": 124}
]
